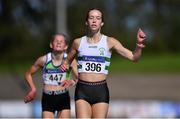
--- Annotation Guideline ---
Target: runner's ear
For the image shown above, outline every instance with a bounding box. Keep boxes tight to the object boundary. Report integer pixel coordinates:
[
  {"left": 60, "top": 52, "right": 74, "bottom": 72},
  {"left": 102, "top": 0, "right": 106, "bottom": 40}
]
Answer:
[
  {"left": 64, "top": 45, "right": 68, "bottom": 50},
  {"left": 101, "top": 22, "right": 104, "bottom": 26},
  {"left": 50, "top": 43, "right": 53, "bottom": 49}
]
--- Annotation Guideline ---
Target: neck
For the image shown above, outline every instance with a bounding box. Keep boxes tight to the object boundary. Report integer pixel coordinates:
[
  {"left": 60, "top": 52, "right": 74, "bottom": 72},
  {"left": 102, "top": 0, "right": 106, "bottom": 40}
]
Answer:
[
  {"left": 51, "top": 52, "right": 64, "bottom": 61},
  {"left": 87, "top": 31, "right": 102, "bottom": 43},
  {"left": 88, "top": 29, "right": 101, "bottom": 37}
]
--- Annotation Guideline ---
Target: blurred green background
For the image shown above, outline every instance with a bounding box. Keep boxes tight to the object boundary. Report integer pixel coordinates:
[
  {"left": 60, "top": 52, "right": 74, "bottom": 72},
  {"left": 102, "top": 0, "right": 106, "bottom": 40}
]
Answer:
[
  {"left": 0, "top": 0, "right": 180, "bottom": 118},
  {"left": 0, "top": 0, "right": 179, "bottom": 74}
]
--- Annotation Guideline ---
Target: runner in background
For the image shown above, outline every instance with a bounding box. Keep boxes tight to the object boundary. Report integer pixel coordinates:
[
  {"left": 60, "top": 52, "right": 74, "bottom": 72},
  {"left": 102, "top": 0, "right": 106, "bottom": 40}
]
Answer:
[{"left": 24, "top": 33, "right": 78, "bottom": 118}]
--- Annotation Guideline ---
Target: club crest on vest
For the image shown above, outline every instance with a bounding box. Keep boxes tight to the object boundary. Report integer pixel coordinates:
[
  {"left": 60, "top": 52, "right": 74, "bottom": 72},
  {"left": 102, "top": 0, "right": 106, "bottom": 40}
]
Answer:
[{"left": 99, "top": 47, "right": 105, "bottom": 56}]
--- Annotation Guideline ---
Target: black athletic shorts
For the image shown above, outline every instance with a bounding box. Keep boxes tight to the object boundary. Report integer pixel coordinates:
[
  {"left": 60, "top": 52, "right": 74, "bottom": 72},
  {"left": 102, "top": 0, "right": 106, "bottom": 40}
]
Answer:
[
  {"left": 42, "top": 90, "right": 70, "bottom": 113},
  {"left": 75, "top": 79, "right": 109, "bottom": 105}
]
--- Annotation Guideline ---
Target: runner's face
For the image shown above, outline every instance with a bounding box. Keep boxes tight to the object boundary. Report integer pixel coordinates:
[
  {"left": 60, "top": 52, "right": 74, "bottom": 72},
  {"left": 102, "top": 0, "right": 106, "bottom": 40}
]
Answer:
[
  {"left": 87, "top": 10, "right": 103, "bottom": 32},
  {"left": 51, "top": 35, "right": 67, "bottom": 52}
]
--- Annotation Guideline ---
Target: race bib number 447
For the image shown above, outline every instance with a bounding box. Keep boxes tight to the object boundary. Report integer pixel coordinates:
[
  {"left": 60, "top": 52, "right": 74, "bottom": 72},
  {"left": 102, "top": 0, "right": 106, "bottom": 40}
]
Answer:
[{"left": 44, "top": 73, "right": 66, "bottom": 84}]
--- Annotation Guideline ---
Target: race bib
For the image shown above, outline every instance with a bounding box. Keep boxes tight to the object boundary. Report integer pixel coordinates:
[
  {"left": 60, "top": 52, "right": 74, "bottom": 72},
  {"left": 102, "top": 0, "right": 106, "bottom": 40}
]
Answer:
[
  {"left": 81, "top": 61, "right": 105, "bottom": 73},
  {"left": 44, "top": 73, "right": 66, "bottom": 85}
]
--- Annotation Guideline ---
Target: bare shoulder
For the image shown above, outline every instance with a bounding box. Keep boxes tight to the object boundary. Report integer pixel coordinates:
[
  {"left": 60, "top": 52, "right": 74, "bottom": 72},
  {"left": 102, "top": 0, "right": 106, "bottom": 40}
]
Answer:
[
  {"left": 34, "top": 55, "right": 46, "bottom": 67},
  {"left": 72, "top": 38, "right": 81, "bottom": 49},
  {"left": 107, "top": 36, "right": 120, "bottom": 49},
  {"left": 73, "top": 38, "right": 81, "bottom": 44},
  {"left": 108, "top": 36, "right": 117, "bottom": 42}
]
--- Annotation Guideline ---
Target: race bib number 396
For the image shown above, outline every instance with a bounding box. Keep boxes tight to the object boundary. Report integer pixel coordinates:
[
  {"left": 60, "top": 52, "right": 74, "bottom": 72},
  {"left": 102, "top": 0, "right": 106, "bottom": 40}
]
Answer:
[{"left": 82, "top": 62, "right": 105, "bottom": 73}]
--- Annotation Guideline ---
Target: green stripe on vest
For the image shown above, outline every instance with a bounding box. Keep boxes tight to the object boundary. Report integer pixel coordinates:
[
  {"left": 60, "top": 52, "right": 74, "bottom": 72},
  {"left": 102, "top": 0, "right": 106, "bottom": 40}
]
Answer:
[
  {"left": 78, "top": 64, "right": 82, "bottom": 69},
  {"left": 105, "top": 66, "right": 109, "bottom": 70},
  {"left": 105, "top": 57, "right": 110, "bottom": 62},
  {"left": 46, "top": 62, "right": 54, "bottom": 69},
  {"left": 66, "top": 67, "right": 72, "bottom": 80},
  {"left": 78, "top": 57, "right": 83, "bottom": 61}
]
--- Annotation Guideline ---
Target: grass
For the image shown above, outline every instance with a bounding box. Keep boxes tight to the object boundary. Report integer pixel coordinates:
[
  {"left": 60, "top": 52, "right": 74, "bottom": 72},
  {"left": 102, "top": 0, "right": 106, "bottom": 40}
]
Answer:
[
  {"left": 0, "top": 54, "right": 180, "bottom": 75},
  {"left": 109, "top": 54, "right": 180, "bottom": 74}
]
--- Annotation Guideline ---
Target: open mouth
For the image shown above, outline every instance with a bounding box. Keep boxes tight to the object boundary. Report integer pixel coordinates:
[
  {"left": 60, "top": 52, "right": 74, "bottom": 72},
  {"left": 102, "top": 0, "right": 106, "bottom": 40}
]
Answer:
[
  {"left": 56, "top": 45, "right": 61, "bottom": 48},
  {"left": 91, "top": 25, "right": 97, "bottom": 28}
]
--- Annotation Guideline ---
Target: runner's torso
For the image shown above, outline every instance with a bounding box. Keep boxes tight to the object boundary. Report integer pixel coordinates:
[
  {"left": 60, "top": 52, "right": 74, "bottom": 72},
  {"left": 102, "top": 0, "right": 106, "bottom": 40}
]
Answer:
[
  {"left": 77, "top": 35, "right": 112, "bottom": 82},
  {"left": 42, "top": 52, "right": 70, "bottom": 90}
]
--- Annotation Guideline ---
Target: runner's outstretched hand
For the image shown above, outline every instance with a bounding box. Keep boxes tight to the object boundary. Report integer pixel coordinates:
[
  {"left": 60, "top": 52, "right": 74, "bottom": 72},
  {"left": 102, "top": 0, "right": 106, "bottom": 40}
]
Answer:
[
  {"left": 137, "top": 28, "right": 146, "bottom": 48},
  {"left": 24, "top": 89, "right": 36, "bottom": 103}
]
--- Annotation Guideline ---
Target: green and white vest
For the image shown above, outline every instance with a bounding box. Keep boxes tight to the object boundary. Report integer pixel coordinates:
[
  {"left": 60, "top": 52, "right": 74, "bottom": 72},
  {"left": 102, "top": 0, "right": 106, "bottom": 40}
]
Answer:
[{"left": 77, "top": 35, "right": 111, "bottom": 74}]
